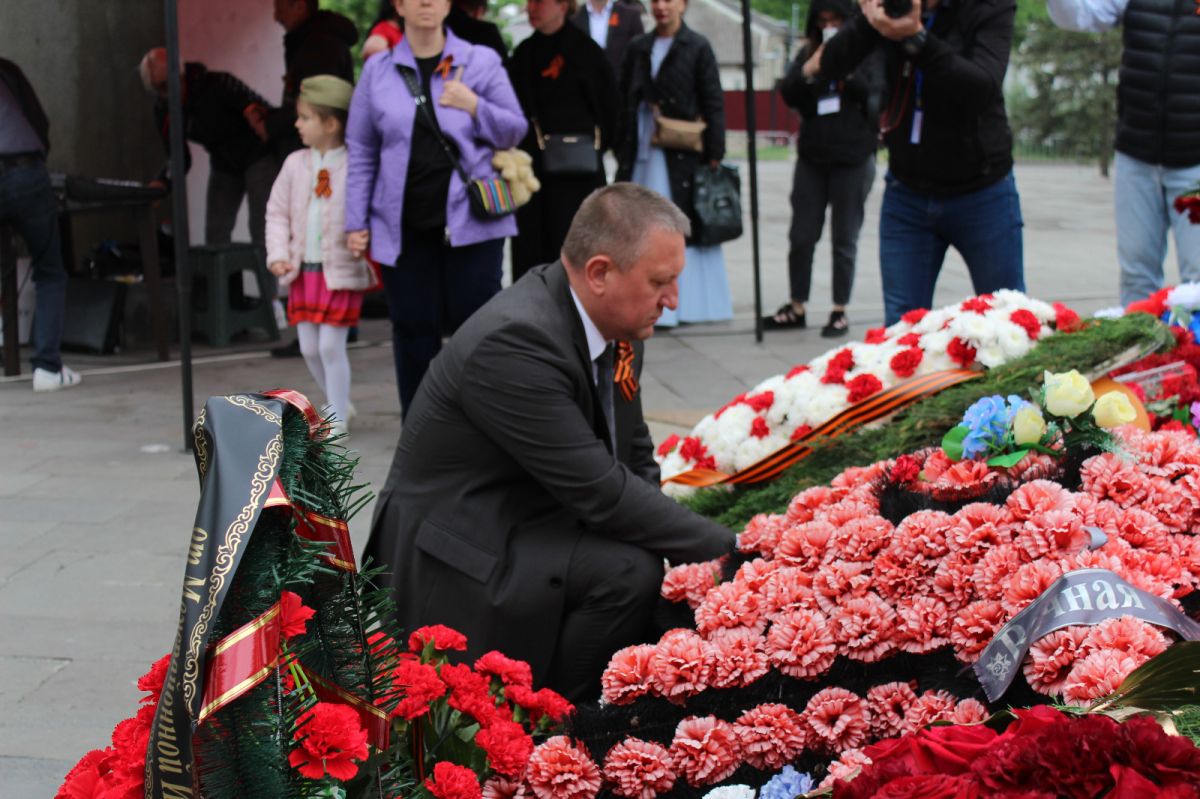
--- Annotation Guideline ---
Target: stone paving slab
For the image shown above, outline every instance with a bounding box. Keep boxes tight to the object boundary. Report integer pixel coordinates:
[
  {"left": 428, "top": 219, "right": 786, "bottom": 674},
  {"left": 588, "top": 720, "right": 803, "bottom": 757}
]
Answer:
[{"left": 0, "top": 160, "right": 1130, "bottom": 795}]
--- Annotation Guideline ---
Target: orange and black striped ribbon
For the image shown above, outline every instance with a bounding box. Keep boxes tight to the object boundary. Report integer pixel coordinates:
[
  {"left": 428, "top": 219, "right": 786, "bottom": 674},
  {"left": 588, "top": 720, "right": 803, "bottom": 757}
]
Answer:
[
  {"left": 314, "top": 168, "right": 332, "bottom": 198},
  {"left": 614, "top": 340, "right": 639, "bottom": 402},
  {"left": 265, "top": 478, "right": 357, "bottom": 573},
  {"left": 663, "top": 369, "right": 980, "bottom": 488}
]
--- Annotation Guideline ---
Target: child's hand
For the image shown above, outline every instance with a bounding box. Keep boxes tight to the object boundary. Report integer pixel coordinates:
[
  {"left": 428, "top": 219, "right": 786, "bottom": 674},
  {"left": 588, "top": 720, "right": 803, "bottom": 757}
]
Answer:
[
  {"left": 346, "top": 230, "right": 370, "bottom": 258},
  {"left": 269, "top": 260, "right": 293, "bottom": 277}
]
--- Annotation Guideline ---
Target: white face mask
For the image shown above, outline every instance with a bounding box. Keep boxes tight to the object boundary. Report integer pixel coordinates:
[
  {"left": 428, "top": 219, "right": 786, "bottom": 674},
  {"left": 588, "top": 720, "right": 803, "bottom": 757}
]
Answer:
[{"left": 822, "top": 25, "right": 839, "bottom": 43}]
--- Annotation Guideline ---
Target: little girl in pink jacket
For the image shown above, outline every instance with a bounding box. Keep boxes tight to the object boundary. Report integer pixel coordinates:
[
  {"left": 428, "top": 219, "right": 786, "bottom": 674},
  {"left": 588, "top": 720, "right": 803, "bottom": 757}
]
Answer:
[{"left": 266, "top": 76, "right": 375, "bottom": 437}]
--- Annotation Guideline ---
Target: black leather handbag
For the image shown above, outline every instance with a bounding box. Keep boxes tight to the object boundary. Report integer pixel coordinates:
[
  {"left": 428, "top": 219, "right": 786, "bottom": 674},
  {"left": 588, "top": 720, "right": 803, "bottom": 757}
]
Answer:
[
  {"left": 691, "top": 163, "right": 743, "bottom": 246},
  {"left": 533, "top": 119, "right": 601, "bottom": 176}
]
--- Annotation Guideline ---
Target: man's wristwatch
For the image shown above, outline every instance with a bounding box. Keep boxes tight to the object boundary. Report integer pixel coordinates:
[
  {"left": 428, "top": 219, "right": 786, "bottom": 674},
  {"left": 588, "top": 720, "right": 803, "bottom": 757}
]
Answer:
[{"left": 902, "top": 29, "right": 928, "bottom": 57}]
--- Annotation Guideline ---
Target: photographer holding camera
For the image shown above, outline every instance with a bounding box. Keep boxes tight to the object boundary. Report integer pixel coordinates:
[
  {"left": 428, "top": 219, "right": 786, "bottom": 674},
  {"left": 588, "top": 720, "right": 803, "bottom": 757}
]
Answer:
[{"left": 805, "top": 0, "right": 1024, "bottom": 325}]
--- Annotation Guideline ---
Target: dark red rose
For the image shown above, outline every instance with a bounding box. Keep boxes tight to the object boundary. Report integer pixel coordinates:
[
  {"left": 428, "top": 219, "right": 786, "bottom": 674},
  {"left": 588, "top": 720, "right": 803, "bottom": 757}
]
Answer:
[
  {"left": 907, "top": 724, "right": 1000, "bottom": 775},
  {"left": 847, "top": 373, "right": 884, "bottom": 403},
  {"left": 1005, "top": 705, "right": 1068, "bottom": 739},
  {"left": 890, "top": 347, "right": 924, "bottom": 378},
  {"left": 947, "top": 338, "right": 978, "bottom": 368},
  {"left": 874, "top": 774, "right": 978, "bottom": 799},
  {"left": 1108, "top": 764, "right": 1162, "bottom": 799},
  {"left": 1009, "top": 309, "right": 1042, "bottom": 340},
  {"left": 865, "top": 327, "right": 888, "bottom": 343},
  {"left": 1120, "top": 714, "right": 1200, "bottom": 786}
]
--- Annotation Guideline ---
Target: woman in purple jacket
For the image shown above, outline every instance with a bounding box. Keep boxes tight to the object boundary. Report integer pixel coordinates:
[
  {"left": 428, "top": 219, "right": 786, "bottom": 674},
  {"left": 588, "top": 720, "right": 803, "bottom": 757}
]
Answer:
[{"left": 345, "top": 0, "right": 527, "bottom": 416}]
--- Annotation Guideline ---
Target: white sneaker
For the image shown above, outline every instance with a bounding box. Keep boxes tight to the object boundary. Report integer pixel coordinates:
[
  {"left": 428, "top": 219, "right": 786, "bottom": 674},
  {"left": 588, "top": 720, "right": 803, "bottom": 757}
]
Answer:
[{"left": 32, "top": 366, "right": 82, "bottom": 392}]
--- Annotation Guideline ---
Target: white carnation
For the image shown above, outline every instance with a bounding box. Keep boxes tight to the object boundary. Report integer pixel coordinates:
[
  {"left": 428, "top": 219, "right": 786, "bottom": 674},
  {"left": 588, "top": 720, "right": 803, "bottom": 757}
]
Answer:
[
  {"left": 703, "top": 786, "right": 755, "bottom": 799},
  {"left": 1167, "top": 282, "right": 1200, "bottom": 310}
]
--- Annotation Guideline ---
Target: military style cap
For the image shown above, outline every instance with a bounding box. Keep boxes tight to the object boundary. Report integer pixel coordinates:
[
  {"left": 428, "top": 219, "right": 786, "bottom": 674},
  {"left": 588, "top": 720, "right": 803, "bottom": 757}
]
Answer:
[{"left": 299, "top": 75, "right": 354, "bottom": 111}]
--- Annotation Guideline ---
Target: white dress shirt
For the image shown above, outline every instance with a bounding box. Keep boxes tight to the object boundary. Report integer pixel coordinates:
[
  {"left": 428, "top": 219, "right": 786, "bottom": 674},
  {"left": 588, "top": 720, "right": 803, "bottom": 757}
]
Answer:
[
  {"left": 587, "top": 0, "right": 616, "bottom": 50},
  {"left": 569, "top": 285, "right": 609, "bottom": 384},
  {"left": 1046, "top": 0, "right": 1128, "bottom": 32}
]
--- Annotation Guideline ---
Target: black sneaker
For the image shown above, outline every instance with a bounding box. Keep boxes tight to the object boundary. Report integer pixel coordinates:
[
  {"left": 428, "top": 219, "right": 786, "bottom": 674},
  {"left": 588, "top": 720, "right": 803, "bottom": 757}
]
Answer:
[{"left": 271, "top": 339, "right": 302, "bottom": 358}]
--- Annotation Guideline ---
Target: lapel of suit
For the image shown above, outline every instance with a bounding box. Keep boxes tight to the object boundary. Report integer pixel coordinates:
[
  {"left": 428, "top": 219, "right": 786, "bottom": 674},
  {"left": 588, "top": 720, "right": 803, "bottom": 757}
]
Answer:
[{"left": 545, "top": 263, "right": 614, "bottom": 452}]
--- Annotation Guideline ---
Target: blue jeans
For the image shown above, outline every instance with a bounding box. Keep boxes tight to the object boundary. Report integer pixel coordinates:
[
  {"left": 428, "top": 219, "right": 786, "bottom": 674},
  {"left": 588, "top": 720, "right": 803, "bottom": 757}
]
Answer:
[
  {"left": 1115, "top": 152, "right": 1200, "bottom": 306},
  {"left": 381, "top": 229, "right": 503, "bottom": 416},
  {"left": 879, "top": 171, "right": 1024, "bottom": 325},
  {"left": 0, "top": 159, "right": 66, "bottom": 372}
]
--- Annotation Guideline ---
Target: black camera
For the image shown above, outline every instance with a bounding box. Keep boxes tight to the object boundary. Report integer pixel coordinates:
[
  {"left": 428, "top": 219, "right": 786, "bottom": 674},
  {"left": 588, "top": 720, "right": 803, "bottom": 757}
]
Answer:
[{"left": 883, "top": 0, "right": 914, "bottom": 17}]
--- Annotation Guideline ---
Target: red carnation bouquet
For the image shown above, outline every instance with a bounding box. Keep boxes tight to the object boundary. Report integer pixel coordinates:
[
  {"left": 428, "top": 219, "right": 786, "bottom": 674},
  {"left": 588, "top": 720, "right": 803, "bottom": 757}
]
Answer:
[{"left": 1175, "top": 184, "right": 1200, "bottom": 225}]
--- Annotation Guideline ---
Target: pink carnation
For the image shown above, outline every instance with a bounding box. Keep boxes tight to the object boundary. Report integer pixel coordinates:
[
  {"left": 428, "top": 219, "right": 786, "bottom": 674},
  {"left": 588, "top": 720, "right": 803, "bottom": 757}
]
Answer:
[
  {"left": 950, "top": 600, "right": 1007, "bottom": 664},
  {"left": 735, "top": 703, "right": 808, "bottom": 770},
  {"left": 894, "top": 595, "right": 951, "bottom": 653},
  {"left": 950, "top": 699, "right": 989, "bottom": 724},
  {"left": 526, "top": 737, "right": 602, "bottom": 799},
  {"left": 760, "top": 566, "right": 816, "bottom": 615},
  {"left": 903, "top": 689, "right": 957, "bottom": 729},
  {"left": 802, "top": 686, "right": 870, "bottom": 753},
  {"left": 970, "top": 545, "right": 1024, "bottom": 601},
  {"left": 894, "top": 510, "right": 955, "bottom": 559},
  {"left": 931, "top": 552, "right": 978, "bottom": 609},
  {"left": 765, "top": 607, "right": 838, "bottom": 679},
  {"left": 1142, "top": 477, "right": 1198, "bottom": 532},
  {"left": 866, "top": 681, "right": 919, "bottom": 739},
  {"left": 602, "top": 738, "right": 675, "bottom": 799},
  {"left": 694, "top": 581, "right": 763, "bottom": 635},
  {"left": 829, "top": 515, "right": 894, "bottom": 562},
  {"left": 872, "top": 549, "right": 937, "bottom": 602},
  {"left": 483, "top": 776, "right": 531, "bottom": 799},
  {"left": 1002, "top": 559, "right": 1065, "bottom": 616},
  {"left": 601, "top": 645, "right": 656, "bottom": 705},
  {"left": 668, "top": 716, "right": 742, "bottom": 787},
  {"left": 648, "top": 629, "right": 713, "bottom": 702},
  {"left": 1015, "top": 509, "right": 1089, "bottom": 559},
  {"left": 812, "top": 560, "right": 873, "bottom": 614},
  {"left": 948, "top": 503, "right": 1013, "bottom": 555},
  {"left": 1079, "top": 453, "right": 1152, "bottom": 506},
  {"left": 821, "top": 499, "right": 877, "bottom": 530},
  {"left": 661, "top": 559, "right": 724, "bottom": 609},
  {"left": 775, "top": 519, "right": 837, "bottom": 570},
  {"left": 1112, "top": 507, "right": 1171, "bottom": 552},
  {"left": 820, "top": 747, "right": 872, "bottom": 789},
  {"left": 830, "top": 592, "right": 897, "bottom": 663},
  {"left": 1006, "top": 479, "right": 1075, "bottom": 521},
  {"left": 708, "top": 627, "right": 770, "bottom": 689},
  {"left": 737, "top": 514, "right": 787, "bottom": 557},
  {"left": 731, "top": 557, "right": 781, "bottom": 593},
  {"left": 785, "top": 486, "right": 840, "bottom": 524},
  {"left": 1084, "top": 616, "right": 1169, "bottom": 658},
  {"left": 1062, "top": 648, "right": 1144, "bottom": 706}
]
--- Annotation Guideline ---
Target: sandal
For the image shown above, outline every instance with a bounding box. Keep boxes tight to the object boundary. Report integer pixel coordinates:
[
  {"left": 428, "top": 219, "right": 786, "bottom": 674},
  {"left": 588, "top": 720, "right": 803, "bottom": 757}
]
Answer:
[
  {"left": 821, "top": 310, "right": 850, "bottom": 338},
  {"left": 763, "top": 303, "right": 806, "bottom": 330}
]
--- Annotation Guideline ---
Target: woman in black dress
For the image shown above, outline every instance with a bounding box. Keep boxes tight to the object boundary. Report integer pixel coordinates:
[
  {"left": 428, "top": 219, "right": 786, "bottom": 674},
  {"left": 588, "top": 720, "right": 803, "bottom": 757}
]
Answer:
[{"left": 508, "top": 0, "right": 618, "bottom": 280}]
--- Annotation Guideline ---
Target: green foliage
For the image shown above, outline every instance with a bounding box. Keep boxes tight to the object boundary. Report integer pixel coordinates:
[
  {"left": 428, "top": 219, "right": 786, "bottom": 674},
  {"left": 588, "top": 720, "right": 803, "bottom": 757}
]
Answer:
[
  {"left": 683, "top": 314, "right": 1174, "bottom": 530},
  {"left": 1009, "top": 20, "right": 1121, "bottom": 175},
  {"left": 1093, "top": 642, "right": 1200, "bottom": 713}
]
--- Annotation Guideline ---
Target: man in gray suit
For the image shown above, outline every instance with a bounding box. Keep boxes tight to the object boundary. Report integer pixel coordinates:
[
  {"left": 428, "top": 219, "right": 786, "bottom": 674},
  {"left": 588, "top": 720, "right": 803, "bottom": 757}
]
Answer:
[{"left": 364, "top": 184, "right": 733, "bottom": 701}]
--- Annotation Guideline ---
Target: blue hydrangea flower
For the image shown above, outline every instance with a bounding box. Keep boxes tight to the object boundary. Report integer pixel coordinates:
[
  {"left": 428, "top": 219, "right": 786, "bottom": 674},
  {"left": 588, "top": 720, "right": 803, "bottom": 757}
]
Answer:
[
  {"left": 760, "top": 766, "right": 814, "bottom": 799},
  {"left": 960, "top": 395, "right": 1009, "bottom": 458}
]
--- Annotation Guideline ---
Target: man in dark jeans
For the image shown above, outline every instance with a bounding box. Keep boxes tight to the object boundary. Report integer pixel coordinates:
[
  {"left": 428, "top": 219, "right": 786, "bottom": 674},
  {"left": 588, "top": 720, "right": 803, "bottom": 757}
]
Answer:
[{"left": 0, "top": 58, "right": 79, "bottom": 391}]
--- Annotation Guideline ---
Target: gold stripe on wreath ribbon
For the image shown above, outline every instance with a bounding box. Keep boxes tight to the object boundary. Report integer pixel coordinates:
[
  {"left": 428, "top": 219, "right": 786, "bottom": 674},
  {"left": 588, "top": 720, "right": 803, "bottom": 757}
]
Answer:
[
  {"left": 663, "top": 369, "right": 981, "bottom": 488},
  {"left": 198, "top": 601, "right": 284, "bottom": 721}
]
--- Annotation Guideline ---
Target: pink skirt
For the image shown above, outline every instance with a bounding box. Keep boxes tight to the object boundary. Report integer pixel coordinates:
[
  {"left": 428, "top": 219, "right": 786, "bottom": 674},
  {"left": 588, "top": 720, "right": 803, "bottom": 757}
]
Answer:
[{"left": 287, "top": 262, "right": 363, "bottom": 327}]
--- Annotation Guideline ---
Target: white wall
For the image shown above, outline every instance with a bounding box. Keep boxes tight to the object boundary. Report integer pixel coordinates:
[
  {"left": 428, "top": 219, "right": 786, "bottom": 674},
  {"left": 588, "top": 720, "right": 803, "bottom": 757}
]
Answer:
[{"left": 178, "top": 1, "right": 286, "bottom": 242}]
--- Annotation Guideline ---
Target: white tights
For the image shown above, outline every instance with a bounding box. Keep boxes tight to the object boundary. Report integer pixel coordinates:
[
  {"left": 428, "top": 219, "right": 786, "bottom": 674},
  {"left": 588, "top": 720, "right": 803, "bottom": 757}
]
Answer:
[{"left": 296, "top": 322, "right": 352, "bottom": 427}]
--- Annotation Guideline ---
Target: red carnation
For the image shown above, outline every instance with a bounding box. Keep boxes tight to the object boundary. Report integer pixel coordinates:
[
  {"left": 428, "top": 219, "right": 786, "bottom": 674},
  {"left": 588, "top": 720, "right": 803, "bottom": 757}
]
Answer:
[
  {"left": 475, "top": 650, "right": 534, "bottom": 688},
  {"left": 477, "top": 719, "right": 536, "bottom": 778},
  {"left": 426, "top": 761, "right": 484, "bottom": 799},
  {"left": 408, "top": 624, "right": 468, "bottom": 653},
  {"left": 750, "top": 417, "right": 771, "bottom": 439},
  {"left": 280, "top": 591, "right": 316, "bottom": 639},
  {"left": 898, "top": 332, "right": 922, "bottom": 346},
  {"left": 1008, "top": 308, "right": 1042, "bottom": 339},
  {"left": 391, "top": 658, "right": 446, "bottom": 720},
  {"left": 790, "top": 424, "right": 813, "bottom": 441},
  {"left": 57, "top": 748, "right": 110, "bottom": 799},
  {"left": 865, "top": 327, "right": 888, "bottom": 344},
  {"left": 961, "top": 296, "right": 992, "bottom": 314},
  {"left": 655, "top": 434, "right": 681, "bottom": 458},
  {"left": 946, "top": 337, "right": 977, "bottom": 368},
  {"left": 1126, "top": 287, "right": 1171, "bottom": 317},
  {"left": 288, "top": 702, "right": 369, "bottom": 781},
  {"left": 847, "top": 373, "right": 884, "bottom": 403},
  {"left": 786, "top": 364, "right": 810, "bottom": 379},
  {"left": 745, "top": 391, "right": 775, "bottom": 412},
  {"left": 901, "top": 308, "right": 929, "bottom": 325},
  {"left": 1053, "top": 302, "right": 1082, "bottom": 332},
  {"left": 822, "top": 365, "right": 848, "bottom": 385},
  {"left": 678, "top": 436, "right": 709, "bottom": 463},
  {"left": 713, "top": 394, "right": 746, "bottom": 420},
  {"left": 137, "top": 654, "right": 171, "bottom": 705},
  {"left": 889, "top": 347, "right": 923, "bottom": 378},
  {"left": 890, "top": 455, "right": 920, "bottom": 484},
  {"left": 830, "top": 348, "right": 856, "bottom": 372},
  {"left": 441, "top": 662, "right": 499, "bottom": 724},
  {"left": 507, "top": 685, "right": 575, "bottom": 724}
]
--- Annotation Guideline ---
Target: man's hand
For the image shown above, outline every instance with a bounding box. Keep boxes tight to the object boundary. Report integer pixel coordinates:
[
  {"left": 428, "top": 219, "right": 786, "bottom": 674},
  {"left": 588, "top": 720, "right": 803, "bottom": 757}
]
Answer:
[
  {"left": 269, "top": 260, "right": 294, "bottom": 278},
  {"left": 860, "top": 0, "right": 923, "bottom": 41},
  {"left": 346, "top": 230, "right": 370, "bottom": 258},
  {"left": 439, "top": 68, "right": 480, "bottom": 118},
  {"left": 244, "top": 102, "right": 270, "bottom": 142},
  {"left": 802, "top": 43, "right": 825, "bottom": 78}
]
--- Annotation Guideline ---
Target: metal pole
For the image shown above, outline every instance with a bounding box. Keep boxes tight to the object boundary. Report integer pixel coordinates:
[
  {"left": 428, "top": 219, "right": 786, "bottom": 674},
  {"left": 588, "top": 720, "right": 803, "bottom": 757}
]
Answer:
[
  {"left": 165, "top": 0, "right": 195, "bottom": 451},
  {"left": 741, "top": 0, "right": 764, "bottom": 343}
]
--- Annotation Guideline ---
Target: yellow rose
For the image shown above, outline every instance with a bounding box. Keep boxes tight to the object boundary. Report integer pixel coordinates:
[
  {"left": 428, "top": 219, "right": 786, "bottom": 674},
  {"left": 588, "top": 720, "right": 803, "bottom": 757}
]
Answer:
[
  {"left": 1043, "top": 370, "right": 1095, "bottom": 418},
  {"left": 1093, "top": 391, "right": 1137, "bottom": 429},
  {"left": 1012, "top": 406, "right": 1047, "bottom": 446}
]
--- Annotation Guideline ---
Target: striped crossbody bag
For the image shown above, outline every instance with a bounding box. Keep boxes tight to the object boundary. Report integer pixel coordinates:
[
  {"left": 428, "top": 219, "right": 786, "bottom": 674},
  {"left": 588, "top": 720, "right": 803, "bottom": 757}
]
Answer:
[{"left": 397, "top": 64, "right": 517, "bottom": 219}]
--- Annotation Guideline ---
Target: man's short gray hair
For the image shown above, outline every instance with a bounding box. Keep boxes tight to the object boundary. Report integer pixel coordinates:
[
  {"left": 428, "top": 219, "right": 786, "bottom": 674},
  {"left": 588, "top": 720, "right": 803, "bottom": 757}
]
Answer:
[{"left": 561, "top": 183, "right": 690, "bottom": 272}]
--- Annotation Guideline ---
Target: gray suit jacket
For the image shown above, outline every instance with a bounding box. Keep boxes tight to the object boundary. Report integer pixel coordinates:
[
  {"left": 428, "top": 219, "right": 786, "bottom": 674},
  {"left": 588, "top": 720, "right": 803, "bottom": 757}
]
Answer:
[{"left": 363, "top": 262, "right": 732, "bottom": 682}]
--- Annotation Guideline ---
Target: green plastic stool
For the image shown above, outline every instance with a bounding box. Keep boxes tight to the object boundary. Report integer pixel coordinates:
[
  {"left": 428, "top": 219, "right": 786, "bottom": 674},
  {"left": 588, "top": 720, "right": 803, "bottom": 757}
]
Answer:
[{"left": 190, "top": 243, "right": 280, "bottom": 348}]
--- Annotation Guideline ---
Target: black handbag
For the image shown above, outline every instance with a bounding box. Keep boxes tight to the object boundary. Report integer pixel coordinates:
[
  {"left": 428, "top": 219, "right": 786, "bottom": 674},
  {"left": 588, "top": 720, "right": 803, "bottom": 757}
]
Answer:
[
  {"left": 532, "top": 118, "right": 600, "bottom": 176},
  {"left": 397, "top": 65, "right": 518, "bottom": 219},
  {"left": 691, "top": 163, "right": 743, "bottom": 246}
]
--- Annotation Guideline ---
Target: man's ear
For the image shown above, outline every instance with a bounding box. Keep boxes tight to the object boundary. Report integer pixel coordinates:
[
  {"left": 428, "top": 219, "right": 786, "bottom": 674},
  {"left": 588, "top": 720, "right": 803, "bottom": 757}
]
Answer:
[{"left": 582, "top": 254, "right": 616, "bottom": 295}]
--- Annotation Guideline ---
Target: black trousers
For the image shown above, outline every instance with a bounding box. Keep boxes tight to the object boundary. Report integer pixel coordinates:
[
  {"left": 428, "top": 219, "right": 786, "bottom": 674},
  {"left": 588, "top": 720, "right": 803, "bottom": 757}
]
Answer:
[
  {"left": 511, "top": 169, "right": 605, "bottom": 282},
  {"left": 787, "top": 155, "right": 876, "bottom": 306},
  {"left": 544, "top": 533, "right": 663, "bottom": 702}
]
